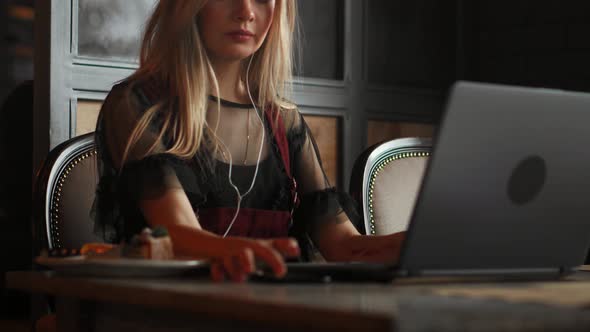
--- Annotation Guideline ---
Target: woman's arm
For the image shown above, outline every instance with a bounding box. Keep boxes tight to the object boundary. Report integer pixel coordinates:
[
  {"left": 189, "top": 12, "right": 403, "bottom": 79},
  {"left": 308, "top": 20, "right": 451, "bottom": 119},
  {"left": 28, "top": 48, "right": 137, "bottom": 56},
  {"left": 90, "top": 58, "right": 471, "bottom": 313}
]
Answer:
[
  {"left": 313, "top": 212, "right": 406, "bottom": 263},
  {"left": 139, "top": 189, "right": 300, "bottom": 281},
  {"left": 286, "top": 111, "right": 405, "bottom": 263}
]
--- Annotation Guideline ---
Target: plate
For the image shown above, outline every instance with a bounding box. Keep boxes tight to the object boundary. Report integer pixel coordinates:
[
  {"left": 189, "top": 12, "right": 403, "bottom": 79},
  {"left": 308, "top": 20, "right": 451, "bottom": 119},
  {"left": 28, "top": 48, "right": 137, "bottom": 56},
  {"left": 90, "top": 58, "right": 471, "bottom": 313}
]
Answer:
[{"left": 35, "top": 256, "right": 209, "bottom": 278}]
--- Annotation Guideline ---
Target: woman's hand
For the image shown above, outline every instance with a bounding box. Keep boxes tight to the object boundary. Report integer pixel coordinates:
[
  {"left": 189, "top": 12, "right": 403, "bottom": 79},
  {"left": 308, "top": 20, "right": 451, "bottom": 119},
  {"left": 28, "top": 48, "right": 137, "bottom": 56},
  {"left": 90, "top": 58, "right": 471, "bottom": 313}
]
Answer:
[
  {"left": 139, "top": 189, "right": 300, "bottom": 282},
  {"left": 209, "top": 237, "right": 300, "bottom": 282},
  {"left": 314, "top": 214, "right": 406, "bottom": 263},
  {"left": 347, "top": 231, "right": 406, "bottom": 263}
]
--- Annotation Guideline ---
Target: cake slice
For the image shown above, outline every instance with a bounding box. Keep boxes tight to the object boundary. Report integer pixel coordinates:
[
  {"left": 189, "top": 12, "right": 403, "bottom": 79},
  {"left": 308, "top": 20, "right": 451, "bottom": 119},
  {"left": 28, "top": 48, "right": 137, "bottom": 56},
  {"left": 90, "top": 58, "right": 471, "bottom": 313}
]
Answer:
[{"left": 122, "top": 226, "right": 174, "bottom": 260}]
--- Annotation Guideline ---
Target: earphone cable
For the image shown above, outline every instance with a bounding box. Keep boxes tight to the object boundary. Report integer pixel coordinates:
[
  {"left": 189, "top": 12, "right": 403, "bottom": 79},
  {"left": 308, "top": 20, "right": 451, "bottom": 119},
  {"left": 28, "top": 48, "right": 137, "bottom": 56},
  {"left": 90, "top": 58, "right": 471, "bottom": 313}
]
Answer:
[{"left": 221, "top": 54, "right": 265, "bottom": 237}]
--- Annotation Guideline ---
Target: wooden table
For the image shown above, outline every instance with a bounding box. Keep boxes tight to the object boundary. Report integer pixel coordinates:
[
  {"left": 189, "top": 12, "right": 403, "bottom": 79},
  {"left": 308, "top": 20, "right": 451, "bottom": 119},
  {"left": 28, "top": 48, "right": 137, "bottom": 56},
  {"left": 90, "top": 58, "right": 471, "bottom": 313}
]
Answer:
[{"left": 7, "top": 270, "right": 590, "bottom": 332}]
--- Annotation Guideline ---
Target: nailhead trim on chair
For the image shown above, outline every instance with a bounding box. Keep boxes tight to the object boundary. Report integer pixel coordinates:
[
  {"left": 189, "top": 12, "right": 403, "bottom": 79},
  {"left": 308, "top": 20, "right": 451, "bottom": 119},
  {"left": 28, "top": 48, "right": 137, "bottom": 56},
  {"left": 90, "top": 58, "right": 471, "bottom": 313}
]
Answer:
[
  {"left": 49, "top": 150, "right": 97, "bottom": 248},
  {"left": 367, "top": 151, "right": 430, "bottom": 235}
]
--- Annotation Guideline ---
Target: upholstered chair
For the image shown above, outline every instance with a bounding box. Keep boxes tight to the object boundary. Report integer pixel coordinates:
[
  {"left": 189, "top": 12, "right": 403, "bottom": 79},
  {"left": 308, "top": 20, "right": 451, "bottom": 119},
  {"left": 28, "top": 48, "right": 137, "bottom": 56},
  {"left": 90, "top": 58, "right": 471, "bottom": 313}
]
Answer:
[
  {"left": 33, "top": 132, "right": 102, "bottom": 252},
  {"left": 350, "top": 137, "right": 432, "bottom": 235}
]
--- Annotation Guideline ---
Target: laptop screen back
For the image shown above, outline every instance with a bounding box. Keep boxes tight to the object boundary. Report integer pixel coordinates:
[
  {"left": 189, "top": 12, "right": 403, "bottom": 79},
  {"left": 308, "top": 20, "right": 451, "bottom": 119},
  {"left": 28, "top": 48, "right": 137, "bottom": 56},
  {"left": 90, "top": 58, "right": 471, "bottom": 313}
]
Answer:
[{"left": 400, "top": 82, "right": 590, "bottom": 274}]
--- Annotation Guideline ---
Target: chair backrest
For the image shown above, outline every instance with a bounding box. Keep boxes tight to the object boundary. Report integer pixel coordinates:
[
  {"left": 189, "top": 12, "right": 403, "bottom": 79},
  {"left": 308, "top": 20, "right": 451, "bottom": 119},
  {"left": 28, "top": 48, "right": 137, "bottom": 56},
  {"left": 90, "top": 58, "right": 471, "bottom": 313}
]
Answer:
[
  {"left": 350, "top": 137, "right": 432, "bottom": 235},
  {"left": 33, "top": 132, "right": 103, "bottom": 251}
]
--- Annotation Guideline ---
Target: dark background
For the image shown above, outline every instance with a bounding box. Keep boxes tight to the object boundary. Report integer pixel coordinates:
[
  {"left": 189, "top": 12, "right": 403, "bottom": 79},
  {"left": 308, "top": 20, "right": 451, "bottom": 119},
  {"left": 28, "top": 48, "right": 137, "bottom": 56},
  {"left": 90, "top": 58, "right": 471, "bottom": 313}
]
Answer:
[
  {"left": 1, "top": 0, "right": 590, "bottom": 323},
  {"left": 0, "top": 0, "right": 34, "bottom": 323}
]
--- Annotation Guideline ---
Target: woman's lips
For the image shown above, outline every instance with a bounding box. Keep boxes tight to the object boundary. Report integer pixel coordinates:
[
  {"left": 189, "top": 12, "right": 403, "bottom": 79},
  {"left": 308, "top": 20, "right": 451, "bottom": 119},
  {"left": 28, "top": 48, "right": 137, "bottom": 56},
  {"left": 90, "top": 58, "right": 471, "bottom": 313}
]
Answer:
[{"left": 226, "top": 30, "right": 254, "bottom": 42}]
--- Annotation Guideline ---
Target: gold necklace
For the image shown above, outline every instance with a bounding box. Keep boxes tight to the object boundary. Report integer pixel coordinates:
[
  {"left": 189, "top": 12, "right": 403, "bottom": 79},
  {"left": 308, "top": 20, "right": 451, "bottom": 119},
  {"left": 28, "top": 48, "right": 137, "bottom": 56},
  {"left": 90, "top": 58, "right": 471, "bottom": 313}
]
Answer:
[{"left": 243, "top": 107, "right": 250, "bottom": 165}]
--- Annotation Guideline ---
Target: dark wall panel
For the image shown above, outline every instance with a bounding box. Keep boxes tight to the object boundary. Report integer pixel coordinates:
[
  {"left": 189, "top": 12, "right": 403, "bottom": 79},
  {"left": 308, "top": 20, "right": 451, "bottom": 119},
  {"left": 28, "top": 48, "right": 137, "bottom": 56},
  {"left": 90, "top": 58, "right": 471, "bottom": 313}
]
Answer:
[
  {"left": 295, "top": 0, "right": 344, "bottom": 80},
  {"left": 367, "top": 0, "right": 456, "bottom": 90},
  {"left": 465, "top": 0, "right": 590, "bottom": 92}
]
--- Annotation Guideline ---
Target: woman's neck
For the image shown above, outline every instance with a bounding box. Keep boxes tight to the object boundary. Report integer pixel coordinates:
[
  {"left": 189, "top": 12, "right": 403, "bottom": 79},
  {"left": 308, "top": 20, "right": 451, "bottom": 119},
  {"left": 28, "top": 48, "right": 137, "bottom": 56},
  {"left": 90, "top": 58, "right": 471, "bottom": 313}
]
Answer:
[{"left": 210, "top": 59, "right": 250, "bottom": 104}]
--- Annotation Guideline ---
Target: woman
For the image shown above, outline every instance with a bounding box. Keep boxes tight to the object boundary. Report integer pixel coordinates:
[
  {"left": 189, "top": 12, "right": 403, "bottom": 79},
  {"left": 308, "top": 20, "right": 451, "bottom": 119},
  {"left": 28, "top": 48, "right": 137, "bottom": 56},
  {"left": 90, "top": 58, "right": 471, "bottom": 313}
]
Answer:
[{"left": 94, "top": 0, "right": 405, "bottom": 282}]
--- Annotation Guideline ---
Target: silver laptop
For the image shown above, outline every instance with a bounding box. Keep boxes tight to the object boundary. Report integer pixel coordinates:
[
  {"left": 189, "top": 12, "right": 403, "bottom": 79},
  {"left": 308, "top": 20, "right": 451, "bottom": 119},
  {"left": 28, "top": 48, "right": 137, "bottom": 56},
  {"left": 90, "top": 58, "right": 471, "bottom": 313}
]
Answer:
[{"left": 259, "top": 81, "right": 590, "bottom": 282}]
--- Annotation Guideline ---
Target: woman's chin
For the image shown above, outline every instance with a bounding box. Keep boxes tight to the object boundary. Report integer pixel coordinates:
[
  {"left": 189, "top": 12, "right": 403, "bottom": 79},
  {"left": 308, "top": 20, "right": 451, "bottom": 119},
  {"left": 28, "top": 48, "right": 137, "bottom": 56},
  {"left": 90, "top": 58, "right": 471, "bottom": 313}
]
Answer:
[{"left": 212, "top": 47, "right": 258, "bottom": 63}]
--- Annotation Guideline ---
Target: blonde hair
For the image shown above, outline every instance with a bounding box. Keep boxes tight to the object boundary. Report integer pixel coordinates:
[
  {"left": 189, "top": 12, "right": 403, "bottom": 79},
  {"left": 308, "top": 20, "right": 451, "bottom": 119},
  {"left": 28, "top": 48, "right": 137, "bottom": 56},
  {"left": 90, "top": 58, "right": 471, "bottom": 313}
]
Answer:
[{"left": 121, "top": 0, "right": 297, "bottom": 165}]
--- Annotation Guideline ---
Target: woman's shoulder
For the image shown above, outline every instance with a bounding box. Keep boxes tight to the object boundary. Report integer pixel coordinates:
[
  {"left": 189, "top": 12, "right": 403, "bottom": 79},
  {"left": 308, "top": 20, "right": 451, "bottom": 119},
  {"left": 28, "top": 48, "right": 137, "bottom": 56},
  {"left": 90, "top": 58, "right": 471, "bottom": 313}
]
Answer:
[
  {"left": 100, "top": 77, "right": 167, "bottom": 121},
  {"left": 100, "top": 80, "right": 137, "bottom": 117},
  {"left": 96, "top": 77, "right": 170, "bottom": 167},
  {"left": 275, "top": 99, "right": 303, "bottom": 132},
  {"left": 103, "top": 81, "right": 130, "bottom": 107},
  {"left": 98, "top": 82, "right": 132, "bottom": 127},
  {"left": 129, "top": 76, "right": 168, "bottom": 107},
  {"left": 105, "top": 77, "right": 166, "bottom": 108}
]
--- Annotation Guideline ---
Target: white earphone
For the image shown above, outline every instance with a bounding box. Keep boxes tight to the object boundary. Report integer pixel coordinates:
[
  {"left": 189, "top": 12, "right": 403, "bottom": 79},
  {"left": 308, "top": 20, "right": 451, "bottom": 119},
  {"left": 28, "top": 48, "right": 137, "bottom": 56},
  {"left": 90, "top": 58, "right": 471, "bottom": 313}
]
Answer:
[{"left": 213, "top": 55, "right": 265, "bottom": 237}]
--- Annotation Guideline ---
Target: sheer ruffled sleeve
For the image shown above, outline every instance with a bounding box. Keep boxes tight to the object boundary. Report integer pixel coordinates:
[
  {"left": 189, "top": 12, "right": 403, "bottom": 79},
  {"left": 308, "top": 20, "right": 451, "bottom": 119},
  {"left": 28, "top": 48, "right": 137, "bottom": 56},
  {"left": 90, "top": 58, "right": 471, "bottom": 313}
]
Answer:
[
  {"left": 285, "top": 109, "right": 362, "bottom": 243},
  {"left": 92, "top": 82, "right": 205, "bottom": 242}
]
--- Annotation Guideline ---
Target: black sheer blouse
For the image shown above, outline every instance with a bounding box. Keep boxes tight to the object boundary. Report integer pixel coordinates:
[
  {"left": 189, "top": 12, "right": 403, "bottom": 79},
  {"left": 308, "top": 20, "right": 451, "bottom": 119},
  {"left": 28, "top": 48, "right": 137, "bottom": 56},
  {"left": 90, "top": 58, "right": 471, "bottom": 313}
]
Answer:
[{"left": 92, "top": 81, "right": 358, "bottom": 260}]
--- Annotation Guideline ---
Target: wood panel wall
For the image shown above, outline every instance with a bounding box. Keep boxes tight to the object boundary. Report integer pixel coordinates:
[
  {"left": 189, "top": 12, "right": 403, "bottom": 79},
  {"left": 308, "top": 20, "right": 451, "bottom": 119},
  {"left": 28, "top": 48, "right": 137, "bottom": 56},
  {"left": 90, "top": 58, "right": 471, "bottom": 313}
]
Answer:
[
  {"left": 367, "top": 120, "right": 435, "bottom": 147},
  {"left": 302, "top": 115, "right": 341, "bottom": 187},
  {"left": 76, "top": 100, "right": 102, "bottom": 135}
]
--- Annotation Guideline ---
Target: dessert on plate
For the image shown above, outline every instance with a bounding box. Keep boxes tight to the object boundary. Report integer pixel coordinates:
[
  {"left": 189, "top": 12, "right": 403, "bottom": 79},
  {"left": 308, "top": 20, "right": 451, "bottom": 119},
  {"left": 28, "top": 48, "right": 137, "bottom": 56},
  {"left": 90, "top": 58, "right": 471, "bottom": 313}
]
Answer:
[{"left": 81, "top": 226, "right": 174, "bottom": 260}]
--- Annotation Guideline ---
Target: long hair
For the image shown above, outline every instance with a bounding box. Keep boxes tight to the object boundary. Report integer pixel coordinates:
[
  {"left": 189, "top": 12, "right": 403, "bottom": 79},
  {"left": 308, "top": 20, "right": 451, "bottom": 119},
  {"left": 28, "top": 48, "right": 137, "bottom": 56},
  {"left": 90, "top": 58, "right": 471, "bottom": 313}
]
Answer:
[{"left": 121, "top": 0, "right": 297, "bottom": 165}]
